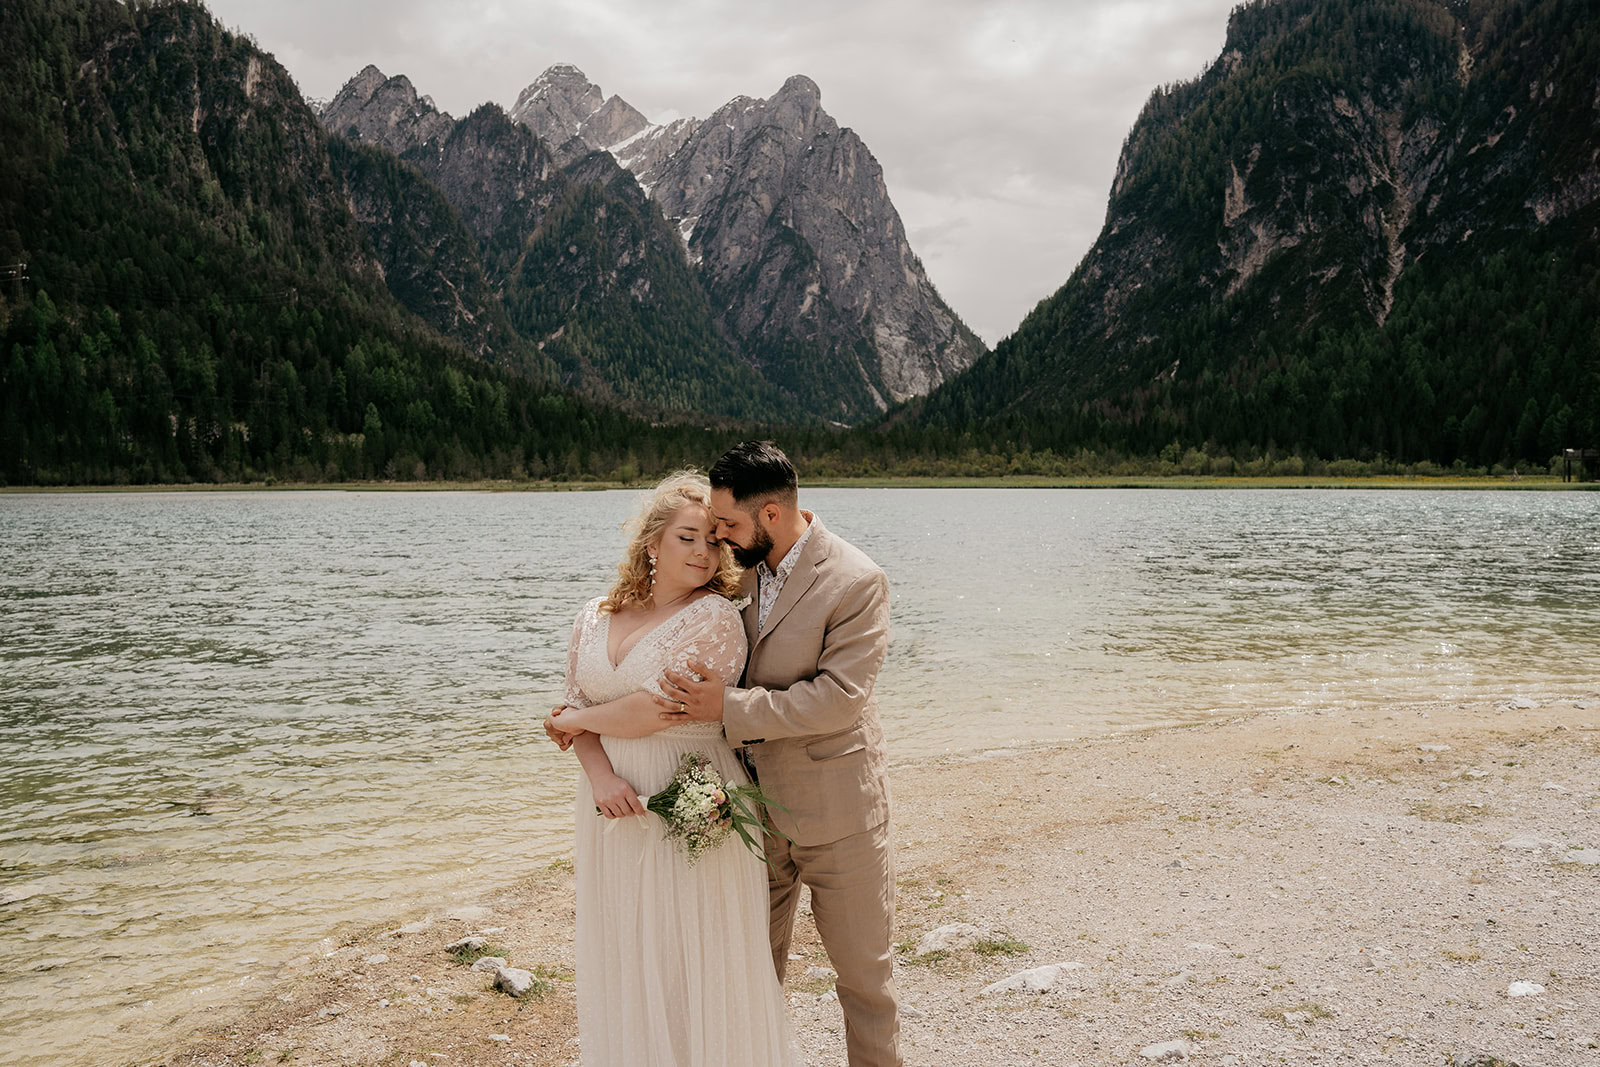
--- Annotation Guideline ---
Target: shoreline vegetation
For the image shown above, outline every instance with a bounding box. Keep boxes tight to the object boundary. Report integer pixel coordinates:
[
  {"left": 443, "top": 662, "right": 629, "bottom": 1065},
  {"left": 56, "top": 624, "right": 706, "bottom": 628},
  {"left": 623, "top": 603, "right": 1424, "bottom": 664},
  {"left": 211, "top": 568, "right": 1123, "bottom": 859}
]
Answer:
[
  {"left": 4, "top": 473, "right": 1597, "bottom": 493},
  {"left": 155, "top": 696, "right": 1599, "bottom": 1067}
]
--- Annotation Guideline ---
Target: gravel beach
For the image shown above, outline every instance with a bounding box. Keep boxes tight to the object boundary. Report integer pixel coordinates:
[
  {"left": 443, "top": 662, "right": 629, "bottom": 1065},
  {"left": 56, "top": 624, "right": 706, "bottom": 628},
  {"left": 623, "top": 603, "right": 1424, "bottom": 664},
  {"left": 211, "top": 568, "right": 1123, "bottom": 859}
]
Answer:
[{"left": 158, "top": 697, "right": 1598, "bottom": 1067}]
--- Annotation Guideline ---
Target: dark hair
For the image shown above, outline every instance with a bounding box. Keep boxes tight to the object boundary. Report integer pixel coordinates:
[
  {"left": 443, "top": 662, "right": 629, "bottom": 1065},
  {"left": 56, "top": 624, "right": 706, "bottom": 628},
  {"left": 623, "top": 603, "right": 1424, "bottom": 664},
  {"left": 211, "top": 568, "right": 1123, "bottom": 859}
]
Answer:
[{"left": 709, "top": 440, "right": 798, "bottom": 506}]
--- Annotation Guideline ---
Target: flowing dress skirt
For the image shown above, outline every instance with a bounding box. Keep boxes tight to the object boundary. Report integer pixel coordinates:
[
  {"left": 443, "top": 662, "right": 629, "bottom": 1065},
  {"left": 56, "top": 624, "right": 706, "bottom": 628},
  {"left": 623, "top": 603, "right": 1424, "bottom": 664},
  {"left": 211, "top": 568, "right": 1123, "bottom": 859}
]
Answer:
[{"left": 574, "top": 720, "right": 795, "bottom": 1067}]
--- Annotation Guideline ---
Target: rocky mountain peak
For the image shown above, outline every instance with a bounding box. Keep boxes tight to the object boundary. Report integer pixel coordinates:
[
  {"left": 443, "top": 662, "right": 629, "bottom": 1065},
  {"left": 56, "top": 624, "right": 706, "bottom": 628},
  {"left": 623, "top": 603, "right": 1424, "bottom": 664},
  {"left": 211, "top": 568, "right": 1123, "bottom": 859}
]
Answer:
[
  {"left": 509, "top": 64, "right": 648, "bottom": 152},
  {"left": 633, "top": 74, "right": 982, "bottom": 414},
  {"left": 779, "top": 73, "right": 820, "bottom": 98},
  {"left": 323, "top": 64, "right": 452, "bottom": 155},
  {"left": 771, "top": 74, "right": 823, "bottom": 137},
  {"left": 319, "top": 60, "right": 982, "bottom": 421}
]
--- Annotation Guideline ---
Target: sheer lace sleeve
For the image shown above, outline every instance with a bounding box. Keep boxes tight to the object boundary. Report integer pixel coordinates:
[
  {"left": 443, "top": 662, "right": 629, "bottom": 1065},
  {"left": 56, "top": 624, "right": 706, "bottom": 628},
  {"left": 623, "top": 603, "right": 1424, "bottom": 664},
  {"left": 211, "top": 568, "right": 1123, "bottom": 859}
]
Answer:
[
  {"left": 562, "top": 598, "right": 598, "bottom": 709},
  {"left": 649, "top": 597, "right": 748, "bottom": 698}
]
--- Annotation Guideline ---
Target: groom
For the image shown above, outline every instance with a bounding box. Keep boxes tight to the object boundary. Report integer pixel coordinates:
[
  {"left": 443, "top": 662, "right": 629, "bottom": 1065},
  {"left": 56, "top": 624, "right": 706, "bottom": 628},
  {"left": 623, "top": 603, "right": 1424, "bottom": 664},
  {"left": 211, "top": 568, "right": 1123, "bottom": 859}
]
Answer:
[{"left": 658, "top": 440, "right": 902, "bottom": 1067}]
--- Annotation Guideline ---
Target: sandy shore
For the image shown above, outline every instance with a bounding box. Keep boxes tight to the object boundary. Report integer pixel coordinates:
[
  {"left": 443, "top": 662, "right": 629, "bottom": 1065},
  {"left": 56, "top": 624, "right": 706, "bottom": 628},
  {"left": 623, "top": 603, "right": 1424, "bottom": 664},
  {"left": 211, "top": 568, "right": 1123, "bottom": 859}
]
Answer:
[{"left": 155, "top": 697, "right": 1598, "bottom": 1067}]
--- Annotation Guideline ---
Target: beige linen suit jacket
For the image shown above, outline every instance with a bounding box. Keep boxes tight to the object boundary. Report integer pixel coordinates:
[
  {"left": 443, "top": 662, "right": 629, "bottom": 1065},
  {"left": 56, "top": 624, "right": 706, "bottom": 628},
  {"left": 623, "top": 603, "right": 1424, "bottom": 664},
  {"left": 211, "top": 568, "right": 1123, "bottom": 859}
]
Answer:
[{"left": 723, "top": 516, "right": 892, "bottom": 847}]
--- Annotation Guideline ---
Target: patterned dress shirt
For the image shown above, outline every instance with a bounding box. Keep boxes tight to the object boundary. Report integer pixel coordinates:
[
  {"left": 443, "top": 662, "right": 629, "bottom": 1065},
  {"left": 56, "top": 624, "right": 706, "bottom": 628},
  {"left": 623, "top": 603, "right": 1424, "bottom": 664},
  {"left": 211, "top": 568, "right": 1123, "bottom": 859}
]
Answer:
[{"left": 755, "top": 516, "right": 815, "bottom": 634}]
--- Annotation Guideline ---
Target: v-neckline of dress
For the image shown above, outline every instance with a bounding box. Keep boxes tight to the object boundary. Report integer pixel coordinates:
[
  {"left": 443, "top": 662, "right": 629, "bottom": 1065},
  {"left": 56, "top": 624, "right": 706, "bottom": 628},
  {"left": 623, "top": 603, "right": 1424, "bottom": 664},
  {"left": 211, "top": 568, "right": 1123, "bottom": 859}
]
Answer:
[{"left": 602, "top": 597, "right": 706, "bottom": 670}]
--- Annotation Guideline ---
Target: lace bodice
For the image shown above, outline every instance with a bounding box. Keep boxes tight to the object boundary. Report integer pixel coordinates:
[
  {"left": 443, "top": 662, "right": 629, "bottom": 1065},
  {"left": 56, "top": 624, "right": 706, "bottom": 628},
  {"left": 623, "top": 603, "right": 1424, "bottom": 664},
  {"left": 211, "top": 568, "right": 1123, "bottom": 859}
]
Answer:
[{"left": 564, "top": 594, "right": 748, "bottom": 738}]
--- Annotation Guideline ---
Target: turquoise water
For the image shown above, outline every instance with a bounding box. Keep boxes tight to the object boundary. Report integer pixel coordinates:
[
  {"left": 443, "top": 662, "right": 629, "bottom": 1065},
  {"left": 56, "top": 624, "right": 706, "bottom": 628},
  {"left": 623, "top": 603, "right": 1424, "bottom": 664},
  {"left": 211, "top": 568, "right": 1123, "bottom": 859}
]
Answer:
[{"left": 1, "top": 488, "right": 1596, "bottom": 1064}]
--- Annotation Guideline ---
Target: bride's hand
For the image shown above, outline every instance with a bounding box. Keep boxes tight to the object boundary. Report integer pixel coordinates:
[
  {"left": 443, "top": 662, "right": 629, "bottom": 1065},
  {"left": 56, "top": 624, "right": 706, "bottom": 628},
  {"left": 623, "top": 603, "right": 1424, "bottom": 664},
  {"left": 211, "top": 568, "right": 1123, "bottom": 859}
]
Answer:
[
  {"left": 592, "top": 773, "right": 646, "bottom": 819},
  {"left": 546, "top": 706, "right": 585, "bottom": 749}
]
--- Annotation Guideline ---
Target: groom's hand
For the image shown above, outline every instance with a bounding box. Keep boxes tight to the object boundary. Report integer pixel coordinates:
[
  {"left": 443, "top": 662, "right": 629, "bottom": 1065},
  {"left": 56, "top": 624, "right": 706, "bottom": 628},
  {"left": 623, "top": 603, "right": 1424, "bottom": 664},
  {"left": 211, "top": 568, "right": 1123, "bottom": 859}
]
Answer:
[{"left": 657, "top": 661, "right": 725, "bottom": 723}]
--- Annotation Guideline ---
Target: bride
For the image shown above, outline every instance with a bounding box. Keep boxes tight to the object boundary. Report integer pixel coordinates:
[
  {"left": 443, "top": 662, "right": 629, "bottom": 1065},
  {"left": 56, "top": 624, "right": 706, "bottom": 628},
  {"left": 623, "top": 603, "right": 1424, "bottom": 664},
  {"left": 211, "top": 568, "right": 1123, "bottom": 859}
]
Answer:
[{"left": 545, "top": 471, "right": 796, "bottom": 1067}]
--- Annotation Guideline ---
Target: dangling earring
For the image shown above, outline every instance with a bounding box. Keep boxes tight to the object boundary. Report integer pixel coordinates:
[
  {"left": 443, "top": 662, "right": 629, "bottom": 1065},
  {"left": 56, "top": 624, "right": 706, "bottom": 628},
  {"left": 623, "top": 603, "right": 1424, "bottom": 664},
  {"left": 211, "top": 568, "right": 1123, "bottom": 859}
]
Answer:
[{"left": 648, "top": 555, "right": 657, "bottom": 594}]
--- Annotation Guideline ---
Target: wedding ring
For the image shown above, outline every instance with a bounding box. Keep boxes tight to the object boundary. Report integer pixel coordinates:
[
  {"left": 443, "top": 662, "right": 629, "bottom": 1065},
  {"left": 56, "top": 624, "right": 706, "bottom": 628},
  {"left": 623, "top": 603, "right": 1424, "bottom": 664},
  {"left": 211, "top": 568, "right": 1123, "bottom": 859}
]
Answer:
[{"left": 678, "top": 701, "right": 687, "bottom": 712}]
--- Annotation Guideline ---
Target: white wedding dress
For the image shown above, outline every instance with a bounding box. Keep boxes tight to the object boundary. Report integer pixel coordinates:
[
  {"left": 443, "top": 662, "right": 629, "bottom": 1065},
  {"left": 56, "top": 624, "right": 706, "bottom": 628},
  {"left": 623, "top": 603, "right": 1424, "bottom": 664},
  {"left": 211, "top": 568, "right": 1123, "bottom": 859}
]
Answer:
[{"left": 564, "top": 593, "right": 797, "bottom": 1067}]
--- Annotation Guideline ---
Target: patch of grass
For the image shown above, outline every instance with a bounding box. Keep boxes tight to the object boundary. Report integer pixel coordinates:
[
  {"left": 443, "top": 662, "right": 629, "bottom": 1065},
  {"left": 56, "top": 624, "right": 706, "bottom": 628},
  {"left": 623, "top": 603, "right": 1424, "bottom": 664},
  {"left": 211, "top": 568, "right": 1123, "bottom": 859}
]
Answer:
[
  {"left": 791, "top": 971, "right": 836, "bottom": 995},
  {"left": 973, "top": 936, "right": 1030, "bottom": 957},
  {"left": 906, "top": 949, "right": 952, "bottom": 967},
  {"left": 450, "top": 941, "right": 510, "bottom": 966},
  {"left": 490, "top": 971, "right": 555, "bottom": 1000},
  {"left": 546, "top": 858, "right": 574, "bottom": 873},
  {"left": 1408, "top": 801, "right": 1490, "bottom": 823},
  {"left": 535, "top": 963, "right": 574, "bottom": 983},
  {"left": 1262, "top": 1001, "right": 1334, "bottom": 1027},
  {"left": 1443, "top": 950, "right": 1481, "bottom": 962},
  {"left": 1183, "top": 1029, "right": 1220, "bottom": 1041}
]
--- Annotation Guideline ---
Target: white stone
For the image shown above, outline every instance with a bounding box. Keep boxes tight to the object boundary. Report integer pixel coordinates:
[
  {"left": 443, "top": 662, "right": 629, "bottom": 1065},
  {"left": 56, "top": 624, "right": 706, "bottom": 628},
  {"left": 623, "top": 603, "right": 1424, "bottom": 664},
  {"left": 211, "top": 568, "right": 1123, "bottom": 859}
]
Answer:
[
  {"left": 1140, "top": 1038, "right": 1200, "bottom": 1061},
  {"left": 1499, "top": 836, "right": 1561, "bottom": 851},
  {"left": 1541, "top": 781, "right": 1566, "bottom": 791},
  {"left": 363, "top": 953, "right": 389, "bottom": 965},
  {"left": 1283, "top": 1010, "right": 1311, "bottom": 1025},
  {"left": 494, "top": 966, "right": 536, "bottom": 997},
  {"left": 804, "top": 965, "right": 836, "bottom": 981},
  {"left": 444, "top": 906, "right": 489, "bottom": 921},
  {"left": 1507, "top": 981, "right": 1545, "bottom": 997},
  {"left": 915, "top": 923, "right": 984, "bottom": 955},
  {"left": 978, "top": 962, "right": 1084, "bottom": 996},
  {"left": 489, "top": 1033, "right": 511, "bottom": 1042},
  {"left": 1418, "top": 744, "right": 1452, "bottom": 752},
  {"left": 1560, "top": 848, "right": 1600, "bottom": 865},
  {"left": 445, "top": 935, "right": 488, "bottom": 953},
  {"left": 472, "top": 956, "right": 507, "bottom": 973},
  {"left": 1509, "top": 697, "right": 1537, "bottom": 709},
  {"left": 386, "top": 919, "right": 433, "bottom": 937}
]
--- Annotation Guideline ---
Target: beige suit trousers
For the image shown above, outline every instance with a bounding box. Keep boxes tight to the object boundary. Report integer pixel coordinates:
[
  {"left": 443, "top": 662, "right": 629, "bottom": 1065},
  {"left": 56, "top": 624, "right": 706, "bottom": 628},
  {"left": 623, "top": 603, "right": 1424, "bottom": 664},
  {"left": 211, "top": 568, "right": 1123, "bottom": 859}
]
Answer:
[{"left": 767, "top": 818, "right": 901, "bottom": 1067}]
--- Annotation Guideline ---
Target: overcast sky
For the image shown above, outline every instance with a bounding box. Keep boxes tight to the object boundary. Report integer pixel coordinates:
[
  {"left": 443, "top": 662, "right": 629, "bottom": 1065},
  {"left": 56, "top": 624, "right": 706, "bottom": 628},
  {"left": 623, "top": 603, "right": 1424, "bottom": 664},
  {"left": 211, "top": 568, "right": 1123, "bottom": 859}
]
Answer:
[{"left": 206, "top": 0, "right": 1238, "bottom": 346}]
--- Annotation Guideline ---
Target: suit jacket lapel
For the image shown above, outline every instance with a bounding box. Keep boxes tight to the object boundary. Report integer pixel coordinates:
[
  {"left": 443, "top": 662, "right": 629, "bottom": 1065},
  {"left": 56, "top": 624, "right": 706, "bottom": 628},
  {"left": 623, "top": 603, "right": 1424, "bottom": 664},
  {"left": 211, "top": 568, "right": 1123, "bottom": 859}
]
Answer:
[
  {"left": 739, "top": 571, "right": 759, "bottom": 659},
  {"left": 756, "top": 520, "right": 827, "bottom": 646}
]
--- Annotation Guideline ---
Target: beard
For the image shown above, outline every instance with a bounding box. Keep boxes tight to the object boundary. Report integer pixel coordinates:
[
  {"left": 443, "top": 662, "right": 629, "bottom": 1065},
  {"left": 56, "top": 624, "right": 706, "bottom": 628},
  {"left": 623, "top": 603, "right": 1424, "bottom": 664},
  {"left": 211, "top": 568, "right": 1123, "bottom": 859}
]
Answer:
[{"left": 729, "top": 522, "right": 775, "bottom": 569}]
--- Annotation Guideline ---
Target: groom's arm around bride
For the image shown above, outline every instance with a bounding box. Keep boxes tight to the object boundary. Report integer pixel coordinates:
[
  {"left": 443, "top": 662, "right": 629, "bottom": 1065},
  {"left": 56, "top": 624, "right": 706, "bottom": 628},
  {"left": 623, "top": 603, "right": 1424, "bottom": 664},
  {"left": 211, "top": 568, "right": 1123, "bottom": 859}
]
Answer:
[{"left": 659, "top": 441, "right": 902, "bottom": 1067}]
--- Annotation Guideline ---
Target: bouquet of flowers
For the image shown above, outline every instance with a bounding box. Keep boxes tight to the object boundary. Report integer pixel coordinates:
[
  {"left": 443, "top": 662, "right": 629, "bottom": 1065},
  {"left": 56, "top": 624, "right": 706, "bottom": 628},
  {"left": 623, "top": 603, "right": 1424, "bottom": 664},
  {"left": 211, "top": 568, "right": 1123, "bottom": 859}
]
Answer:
[{"left": 604, "top": 751, "right": 786, "bottom": 866}]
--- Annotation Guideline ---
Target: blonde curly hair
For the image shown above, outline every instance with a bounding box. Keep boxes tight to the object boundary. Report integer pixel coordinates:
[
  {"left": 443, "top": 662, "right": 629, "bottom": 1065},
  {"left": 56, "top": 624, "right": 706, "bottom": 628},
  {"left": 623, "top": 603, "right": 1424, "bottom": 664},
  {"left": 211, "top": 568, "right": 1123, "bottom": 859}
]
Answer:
[{"left": 600, "top": 470, "right": 743, "bottom": 613}]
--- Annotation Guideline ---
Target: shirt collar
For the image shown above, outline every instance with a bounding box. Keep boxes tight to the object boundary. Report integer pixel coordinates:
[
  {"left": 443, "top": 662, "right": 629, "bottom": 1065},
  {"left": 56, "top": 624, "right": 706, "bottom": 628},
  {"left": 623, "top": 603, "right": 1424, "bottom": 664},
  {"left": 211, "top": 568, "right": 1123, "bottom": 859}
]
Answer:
[{"left": 757, "top": 514, "right": 815, "bottom": 582}]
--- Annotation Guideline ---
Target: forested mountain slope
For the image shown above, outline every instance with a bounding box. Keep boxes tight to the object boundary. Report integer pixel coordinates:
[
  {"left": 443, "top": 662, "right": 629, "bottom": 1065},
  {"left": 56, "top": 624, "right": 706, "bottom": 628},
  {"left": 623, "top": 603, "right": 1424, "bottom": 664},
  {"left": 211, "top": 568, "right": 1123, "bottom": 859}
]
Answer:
[
  {"left": 0, "top": 0, "right": 725, "bottom": 484},
  {"left": 905, "top": 0, "right": 1600, "bottom": 468},
  {"left": 322, "top": 69, "right": 798, "bottom": 421}
]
